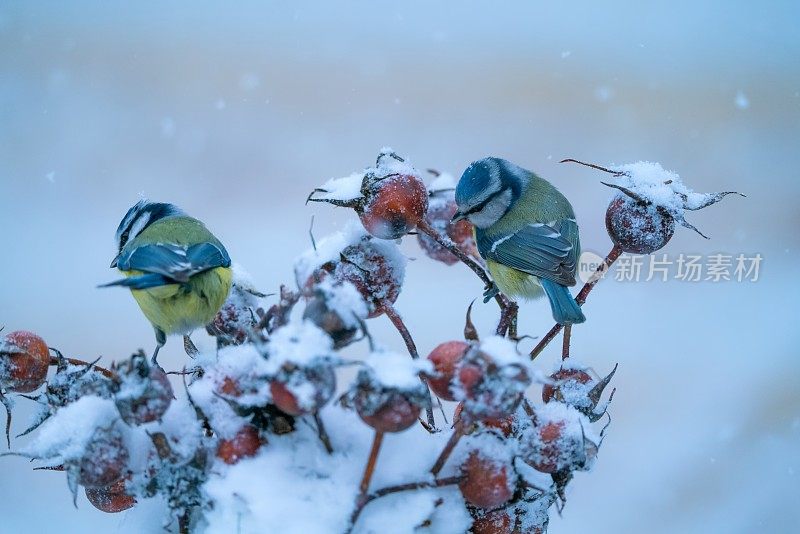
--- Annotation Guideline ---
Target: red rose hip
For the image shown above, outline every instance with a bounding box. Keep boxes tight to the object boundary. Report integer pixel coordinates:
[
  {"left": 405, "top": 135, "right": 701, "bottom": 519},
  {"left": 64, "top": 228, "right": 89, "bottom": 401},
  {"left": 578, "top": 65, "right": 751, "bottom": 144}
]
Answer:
[
  {"left": 425, "top": 340, "right": 470, "bottom": 401},
  {"left": 459, "top": 449, "right": 516, "bottom": 510},
  {"left": 0, "top": 330, "right": 50, "bottom": 393}
]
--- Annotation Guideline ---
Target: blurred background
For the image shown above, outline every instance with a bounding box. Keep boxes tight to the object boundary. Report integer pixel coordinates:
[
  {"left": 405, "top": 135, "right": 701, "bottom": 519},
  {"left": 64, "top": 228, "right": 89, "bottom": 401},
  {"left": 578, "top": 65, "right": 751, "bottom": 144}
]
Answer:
[{"left": 1, "top": 1, "right": 798, "bottom": 532}]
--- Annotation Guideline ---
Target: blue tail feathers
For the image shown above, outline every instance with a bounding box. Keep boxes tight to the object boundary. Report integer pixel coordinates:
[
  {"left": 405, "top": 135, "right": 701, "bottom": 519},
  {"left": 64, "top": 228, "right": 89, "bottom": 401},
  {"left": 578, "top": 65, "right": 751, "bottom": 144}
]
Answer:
[{"left": 541, "top": 278, "right": 586, "bottom": 325}]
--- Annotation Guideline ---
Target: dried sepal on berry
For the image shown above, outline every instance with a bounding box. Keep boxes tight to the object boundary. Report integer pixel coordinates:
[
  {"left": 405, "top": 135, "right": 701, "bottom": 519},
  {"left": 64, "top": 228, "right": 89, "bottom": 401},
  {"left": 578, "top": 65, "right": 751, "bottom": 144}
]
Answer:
[
  {"left": 541, "top": 361, "right": 617, "bottom": 422},
  {"left": 307, "top": 149, "right": 429, "bottom": 240},
  {"left": 0, "top": 330, "right": 50, "bottom": 393}
]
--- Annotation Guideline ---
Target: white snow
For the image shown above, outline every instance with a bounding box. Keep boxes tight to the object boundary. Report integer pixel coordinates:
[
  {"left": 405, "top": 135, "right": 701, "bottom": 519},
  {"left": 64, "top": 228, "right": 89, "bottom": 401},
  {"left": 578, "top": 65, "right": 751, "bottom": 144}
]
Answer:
[
  {"left": 316, "top": 172, "right": 365, "bottom": 202},
  {"left": 294, "top": 221, "right": 369, "bottom": 285},
  {"left": 361, "top": 350, "right": 432, "bottom": 391},
  {"left": 610, "top": 161, "right": 716, "bottom": 217},
  {"left": 22, "top": 396, "right": 120, "bottom": 463},
  {"left": 263, "top": 320, "right": 334, "bottom": 373}
]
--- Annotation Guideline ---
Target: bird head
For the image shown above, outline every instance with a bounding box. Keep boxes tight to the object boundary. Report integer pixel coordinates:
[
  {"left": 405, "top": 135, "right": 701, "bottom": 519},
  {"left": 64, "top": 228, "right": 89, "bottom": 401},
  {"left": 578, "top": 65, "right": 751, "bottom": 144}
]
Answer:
[
  {"left": 453, "top": 157, "right": 527, "bottom": 228},
  {"left": 111, "top": 200, "right": 185, "bottom": 267}
]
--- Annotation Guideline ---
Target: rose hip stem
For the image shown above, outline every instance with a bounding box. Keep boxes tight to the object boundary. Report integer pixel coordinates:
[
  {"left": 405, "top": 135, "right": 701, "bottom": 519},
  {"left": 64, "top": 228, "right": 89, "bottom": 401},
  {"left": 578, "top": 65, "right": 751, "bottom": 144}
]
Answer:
[
  {"left": 416, "top": 220, "right": 518, "bottom": 337},
  {"left": 48, "top": 356, "right": 116, "bottom": 379},
  {"left": 562, "top": 325, "right": 572, "bottom": 360},
  {"left": 347, "top": 476, "right": 462, "bottom": 533},
  {"left": 359, "top": 430, "right": 384, "bottom": 496},
  {"left": 381, "top": 302, "right": 437, "bottom": 430},
  {"left": 430, "top": 421, "right": 465, "bottom": 477},
  {"left": 313, "top": 412, "right": 334, "bottom": 454},
  {"left": 530, "top": 244, "right": 623, "bottom": 360}
]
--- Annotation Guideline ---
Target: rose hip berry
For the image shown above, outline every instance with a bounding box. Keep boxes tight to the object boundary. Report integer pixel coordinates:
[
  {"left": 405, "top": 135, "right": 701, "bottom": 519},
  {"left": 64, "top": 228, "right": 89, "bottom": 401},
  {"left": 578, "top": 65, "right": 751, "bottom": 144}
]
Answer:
[
  {"left": 78, "top": 426, "right": 129, "bottom": 488},
  {"left": 113, "top": 353, "right": 173, "bottom": 426},
  {"left": 425, "top": 340, "right": 470, "bottom": 401},
  {"left": 605, "top": 196, "right": 675, "bottom": 254},
  {"left": 305, "top": 240, "right": 403, "bottom": 319},
  {"left": 359, "top": 173, "right": 428, "bottom": 240},
  {"left": 454, "top": 402, "right": 515, "bottom": 437},
  {"left": 542, "top": 367, "right": 593, "bottom": 405},
  {"left": 269, "top": 363, "right": 336, "bottom": 416},
  {"left": 354, "top": 389, "right": 422, "bottom": 433},
  {"left": 417, "top": 196, "right": 478, "bottom": 265},
  {"left": 85, "top": 477, "right": 136, "bottom": 513},
  {"left": 0, "top": 330, "right": 50, "bottom": 393},
  {"left": 216, "top": 425, "right": 264, "bottom": 465},
  {"left": 470, "top": 508, "right": 514, "bottom": 534},
  {"left": 457, "top": 349, "right": 530, "bottom": 423},
  {"left": 459, "top": 449, "right": 516, "bottom": 510},
  {"left": 303, "top": 294, "right": 358, "bottom": 349}
]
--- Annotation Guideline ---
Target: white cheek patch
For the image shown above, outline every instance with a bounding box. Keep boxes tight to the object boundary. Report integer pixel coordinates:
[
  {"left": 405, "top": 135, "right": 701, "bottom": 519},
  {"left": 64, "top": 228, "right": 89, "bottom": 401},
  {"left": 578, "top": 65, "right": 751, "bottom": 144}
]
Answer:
[{"left": 469, "top": 189, "right": 513, "bottom": 228}]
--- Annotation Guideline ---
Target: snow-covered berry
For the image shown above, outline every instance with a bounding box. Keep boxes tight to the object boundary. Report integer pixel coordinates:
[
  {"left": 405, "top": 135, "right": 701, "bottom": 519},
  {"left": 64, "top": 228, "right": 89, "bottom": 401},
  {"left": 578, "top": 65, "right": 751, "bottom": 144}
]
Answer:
[
  {"left": 113, "top": 352, "right": 173, "bottom": 426},
  {"left": 351, "top": 351, "right": 430, "bottom": 433},
  {"left": 416, "top": 177, "right": 478, "bottom": 265},
  {"left": 459, "top": 445, "right": 517, "bottom": 510},
  {"left": 85, "top": 477, "right": 136, "bottom": 513},
  {"left": 77, "top": 425, "right": 129, "bottom": 488},
  {"left": 216, "top": 425, "right": 264, "bottom": 465},
  {"left": 605, "top": 196, "right": 675, "bottom": 254},
  {"left": 521, "top": 403, "right": 598, "bottom": 474},
  {"left": 425, "top": 340, "right": 471, "bottom": 401},
  {"left": 0, "top": 330, "right": 50, "bottom": 393},
  {"left": 359, "top": 172, "right": 428, "bottom": 240},
  {"left": 269, "top": 363, "right": 336, "bottom": 416},
  {"left": 542, "top": 366, "right": 593, "bottom": 406},
  {"left": 456, "top": 338, "right": 530, "bottom": 424}
]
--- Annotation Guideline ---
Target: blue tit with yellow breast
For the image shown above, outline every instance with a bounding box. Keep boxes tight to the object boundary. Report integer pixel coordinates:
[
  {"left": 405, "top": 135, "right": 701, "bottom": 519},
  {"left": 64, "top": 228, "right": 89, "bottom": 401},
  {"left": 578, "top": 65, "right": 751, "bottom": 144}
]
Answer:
[
  {"left": 452, "top": 157, "right": 585, "bottom": 325},
  {"left": 101, "top": 200, "right": 233, "bottom": 362}
]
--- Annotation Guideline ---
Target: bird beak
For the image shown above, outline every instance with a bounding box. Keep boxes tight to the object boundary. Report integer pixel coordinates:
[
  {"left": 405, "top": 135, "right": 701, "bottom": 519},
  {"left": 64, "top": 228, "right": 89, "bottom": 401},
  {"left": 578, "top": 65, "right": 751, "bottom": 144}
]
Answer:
[
  {"left": 451, "top": 211, "right": 466, "bottom": 223},
  {"left": 110, "top": 254, "right": 120, "bottom": 268}
]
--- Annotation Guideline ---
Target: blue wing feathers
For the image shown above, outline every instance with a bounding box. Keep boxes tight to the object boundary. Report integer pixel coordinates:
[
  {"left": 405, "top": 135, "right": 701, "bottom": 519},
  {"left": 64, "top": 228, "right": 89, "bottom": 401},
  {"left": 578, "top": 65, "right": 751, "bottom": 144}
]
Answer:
[
  {"left": 102, "top": 242, "right": 230, "bottom": 289},
  {"left": 477, "top": 220, "right": 579, "bottom": 286}
]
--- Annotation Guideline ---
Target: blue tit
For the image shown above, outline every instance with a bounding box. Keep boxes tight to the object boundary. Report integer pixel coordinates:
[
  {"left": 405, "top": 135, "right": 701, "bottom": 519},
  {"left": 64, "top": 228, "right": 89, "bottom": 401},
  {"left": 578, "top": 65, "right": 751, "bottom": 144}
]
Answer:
[
  {"left": 101, "top": 200, "right": 233, "bottom": 362},
  {"left": 453, "top": 157, "right": 585, "bottom": 325}
]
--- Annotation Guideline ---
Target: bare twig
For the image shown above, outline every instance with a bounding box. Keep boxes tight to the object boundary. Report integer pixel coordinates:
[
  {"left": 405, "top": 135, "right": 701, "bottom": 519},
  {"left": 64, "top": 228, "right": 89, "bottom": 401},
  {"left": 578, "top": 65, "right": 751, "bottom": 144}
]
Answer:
[
  {"left": 530, "top": 245, "right": 623, "bottom": 360},
  {"left": 348, "top": 476, "right": 462, "bottom": 533},
  {"left": 313, "top": 412, "right": 334, "bottom": 454},
  {"left": 430, "top": 422, "right": 465, "bottom": 477},
  {"left": 48, "top": 356, "right": 116, "bottom": 379},
  {"left": 359, "top": 431, "right": 384, "bottom": 496},
  {"left": 382, "top": 302, "right": 437, "bottom": 430},
  {"left": 416, "top": 220, "right": 517, "bottom": 335},
  {"left": 562, "top": 325, "right": 572, "bottom": 360}
]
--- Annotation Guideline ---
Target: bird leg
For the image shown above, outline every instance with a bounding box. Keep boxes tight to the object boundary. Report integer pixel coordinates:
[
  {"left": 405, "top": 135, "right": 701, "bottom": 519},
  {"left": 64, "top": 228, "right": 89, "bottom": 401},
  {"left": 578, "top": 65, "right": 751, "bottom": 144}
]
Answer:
[
  {"left": 482, "top": 282, "right": 500, "bottom": 303},
  {"left": 152, "top": 328, "right": 167, "bottom": 367}
]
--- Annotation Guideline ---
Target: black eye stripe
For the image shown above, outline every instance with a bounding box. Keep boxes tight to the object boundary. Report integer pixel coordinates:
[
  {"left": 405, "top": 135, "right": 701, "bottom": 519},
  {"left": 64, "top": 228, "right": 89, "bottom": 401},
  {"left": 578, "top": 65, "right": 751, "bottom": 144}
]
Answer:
[{"left": 466, "top": 188, "right": 504, "bottom": 215}]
